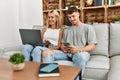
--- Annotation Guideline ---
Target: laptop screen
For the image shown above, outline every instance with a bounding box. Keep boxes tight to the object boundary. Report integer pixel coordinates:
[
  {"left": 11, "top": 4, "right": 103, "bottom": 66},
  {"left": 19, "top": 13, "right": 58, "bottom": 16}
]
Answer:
[{"left": 19, "top": 29, "right": 43, "bottom": 47}]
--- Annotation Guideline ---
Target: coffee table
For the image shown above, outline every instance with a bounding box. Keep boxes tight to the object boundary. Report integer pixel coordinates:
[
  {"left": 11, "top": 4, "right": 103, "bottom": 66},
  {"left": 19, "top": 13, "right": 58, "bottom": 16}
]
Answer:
[{"left": 0, "top": 58, "right": 81, "bottom": 80}]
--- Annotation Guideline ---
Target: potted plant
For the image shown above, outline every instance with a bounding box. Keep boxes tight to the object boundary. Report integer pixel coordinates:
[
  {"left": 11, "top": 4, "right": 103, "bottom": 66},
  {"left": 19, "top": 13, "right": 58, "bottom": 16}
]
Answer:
[
  {"left": 70, "top": 0, "right": 74, "bottom": 6},
  {"left": 114, "top": 17, "right": 120, "bottom": 23},
  {"left": 9, "top": 53, "right": 25, "bottom": 71}
]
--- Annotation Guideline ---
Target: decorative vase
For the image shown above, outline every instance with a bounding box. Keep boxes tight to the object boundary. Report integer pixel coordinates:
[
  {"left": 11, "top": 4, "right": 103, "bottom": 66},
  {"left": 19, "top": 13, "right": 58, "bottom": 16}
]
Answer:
[
  {"left": 114, "top": 21, "right": 120, "bottom": 23},
  {"left": 12, "top": 62, "right": 25, "bottom": 71},
  {"left": 86, "top": 0, "right": 93, "bottom": 6}
]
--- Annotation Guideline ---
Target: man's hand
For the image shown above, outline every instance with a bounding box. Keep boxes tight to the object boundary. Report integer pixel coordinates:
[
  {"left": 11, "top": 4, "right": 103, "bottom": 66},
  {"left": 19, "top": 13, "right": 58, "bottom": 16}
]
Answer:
[
  {"left": 67, "top": 45, "right": 80, "bottom": 54},
  {"left": 61, "top": 44, "right": 68, "bottom": 53}
]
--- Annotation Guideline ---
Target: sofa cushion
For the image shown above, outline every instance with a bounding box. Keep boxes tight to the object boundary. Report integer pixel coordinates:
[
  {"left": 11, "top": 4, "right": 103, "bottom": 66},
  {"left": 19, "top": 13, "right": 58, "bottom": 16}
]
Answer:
[
  {"left": 2, "top": 51, "right": 21, "bottom": 59},
  {"left": 0, "top": 49, "right": 4, "bottom": 58},
  {"left": 83, "top": 55, "right": 109, "bottom": 80},
  {"left": 90, "top": 23, "right": 109, "bottom": 57},
  {"left": 108, "top": 56, "right": 120, "bottom": 80},
  {"left": 1, "top": 45, "right": 21, "bottom": 58},
  {"left": 55, "top": 55, "right": 109, "bottom": 80},
  {"left": 110, "top": 23, "right": 120, "bottom": 57},
  {"left": 54, "top": 60, "right": 74, "bottom": 66}
]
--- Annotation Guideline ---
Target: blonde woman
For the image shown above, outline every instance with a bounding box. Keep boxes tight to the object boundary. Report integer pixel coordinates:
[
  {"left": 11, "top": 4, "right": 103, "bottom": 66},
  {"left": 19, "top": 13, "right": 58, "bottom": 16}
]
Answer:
[{"left": 21, "top": 10, "right": 67, "bottom": 62}]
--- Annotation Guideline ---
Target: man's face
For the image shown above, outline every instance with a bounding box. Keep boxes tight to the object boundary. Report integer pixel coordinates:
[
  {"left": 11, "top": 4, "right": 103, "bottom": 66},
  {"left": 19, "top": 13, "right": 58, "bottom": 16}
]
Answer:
[{"left": 67, "top": 12, "right": 80, "bottom": 25}]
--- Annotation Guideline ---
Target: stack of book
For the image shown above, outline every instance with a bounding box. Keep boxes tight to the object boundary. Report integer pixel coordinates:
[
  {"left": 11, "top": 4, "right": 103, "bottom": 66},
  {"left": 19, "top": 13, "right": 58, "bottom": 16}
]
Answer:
[
  {"left": 38, "top": 63, "right": 60, "bottom": 77},
  {"left": 94, "top": 0, "right": 105, "bottom": 6}
]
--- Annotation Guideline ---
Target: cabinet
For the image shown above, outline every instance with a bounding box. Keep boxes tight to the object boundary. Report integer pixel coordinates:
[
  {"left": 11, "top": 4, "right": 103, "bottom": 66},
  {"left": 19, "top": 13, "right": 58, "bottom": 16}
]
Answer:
[{"left": 42, "top": 0, "right": 120, "bottom": 26}]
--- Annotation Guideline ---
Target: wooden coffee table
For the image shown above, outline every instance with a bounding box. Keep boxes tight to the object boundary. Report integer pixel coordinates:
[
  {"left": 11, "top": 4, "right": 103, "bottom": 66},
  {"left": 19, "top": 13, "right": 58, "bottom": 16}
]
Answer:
[{"left": 0, "top": 58, "right": 81, "bottom": 80}]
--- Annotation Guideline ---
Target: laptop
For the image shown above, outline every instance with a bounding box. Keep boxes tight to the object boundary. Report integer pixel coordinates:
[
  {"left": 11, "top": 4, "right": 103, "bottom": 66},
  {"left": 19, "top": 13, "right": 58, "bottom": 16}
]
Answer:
[{"left": 19, "top": 29, "right": 43, "bottom": 47}]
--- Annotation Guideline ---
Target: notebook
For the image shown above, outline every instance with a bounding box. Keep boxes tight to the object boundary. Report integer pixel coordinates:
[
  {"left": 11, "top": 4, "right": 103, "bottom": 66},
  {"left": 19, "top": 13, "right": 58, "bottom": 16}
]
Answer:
[
  {"left": 38, "top": 63, "right": 60, "bottom": 77},
  {"left": 19, "top": 29, "right": 43, "bottom": 47}
]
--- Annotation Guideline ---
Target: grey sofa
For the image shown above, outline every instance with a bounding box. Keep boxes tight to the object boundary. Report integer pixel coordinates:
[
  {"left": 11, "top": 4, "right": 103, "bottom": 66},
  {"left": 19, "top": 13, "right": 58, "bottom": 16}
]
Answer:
[
  {"left": 0, "top": 23, "right": 120, "bottom": 80},
  {"left": 55, "top": 23, "right": 120, "bottom": 80}
]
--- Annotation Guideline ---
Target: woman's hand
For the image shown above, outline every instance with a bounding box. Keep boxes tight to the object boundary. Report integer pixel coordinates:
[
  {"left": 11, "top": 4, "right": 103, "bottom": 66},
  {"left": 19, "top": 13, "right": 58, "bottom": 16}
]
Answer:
[{"left": 44, "top": 39, "right": 51, "bottom": 47}]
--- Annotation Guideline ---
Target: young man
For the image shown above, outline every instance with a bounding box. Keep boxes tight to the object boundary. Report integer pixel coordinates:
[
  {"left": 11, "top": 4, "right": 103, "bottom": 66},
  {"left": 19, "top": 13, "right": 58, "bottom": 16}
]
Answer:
[{"left": 60, "top": 6, "right": 97, "bottom": 76}]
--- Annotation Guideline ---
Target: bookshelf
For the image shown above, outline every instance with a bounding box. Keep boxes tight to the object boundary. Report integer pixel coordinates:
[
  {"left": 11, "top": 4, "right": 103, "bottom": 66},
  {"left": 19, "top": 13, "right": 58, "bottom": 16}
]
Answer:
[{"left": 42, "top": 0, "right": 120, "bottom": 25}]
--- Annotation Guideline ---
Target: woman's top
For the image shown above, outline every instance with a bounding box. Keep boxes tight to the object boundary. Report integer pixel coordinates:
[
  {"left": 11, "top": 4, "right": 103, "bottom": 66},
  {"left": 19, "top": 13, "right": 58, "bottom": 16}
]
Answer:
[{"left": 43, "top": 28, "right": 60, "bottom": 46}]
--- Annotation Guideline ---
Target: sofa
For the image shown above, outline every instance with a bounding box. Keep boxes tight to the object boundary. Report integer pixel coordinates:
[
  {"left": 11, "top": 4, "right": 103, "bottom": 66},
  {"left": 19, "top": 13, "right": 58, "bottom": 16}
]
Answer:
[{"left": 0, "top": 23, "right": 120, "bottom": 80}]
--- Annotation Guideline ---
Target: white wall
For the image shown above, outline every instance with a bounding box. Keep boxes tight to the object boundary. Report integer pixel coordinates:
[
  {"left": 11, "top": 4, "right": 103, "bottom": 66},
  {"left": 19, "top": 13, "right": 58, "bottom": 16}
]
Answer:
[
  {"left": 19, "top": 0, "right": 43, "bottom": 29},
  {"left": 0, "top": 0, "right": 43, "bottom": 48},
  {"left": 0, "top": 0, "right": 19, "bottom": 48}
]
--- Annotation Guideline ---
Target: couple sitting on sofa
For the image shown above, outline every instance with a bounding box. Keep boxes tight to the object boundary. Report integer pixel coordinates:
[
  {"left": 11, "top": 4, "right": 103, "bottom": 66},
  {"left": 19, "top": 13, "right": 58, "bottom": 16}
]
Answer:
[{"left": 21, "top": 6, "right": 97, "bottom": 77}]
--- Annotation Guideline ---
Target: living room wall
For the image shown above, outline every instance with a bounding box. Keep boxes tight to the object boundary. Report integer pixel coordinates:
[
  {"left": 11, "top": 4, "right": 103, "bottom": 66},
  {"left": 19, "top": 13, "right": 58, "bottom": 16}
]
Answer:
[{"left": 0, "top": 0, "right": 43, "bottom": 48}]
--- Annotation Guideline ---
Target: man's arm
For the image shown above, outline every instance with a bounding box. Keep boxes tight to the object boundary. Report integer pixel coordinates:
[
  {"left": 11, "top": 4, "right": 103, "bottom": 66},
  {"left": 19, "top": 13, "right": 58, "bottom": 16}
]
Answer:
[
  {"left": 68, "top": 44, "right": 96, "bottom": 54},
  {"left": 78, "top": 44, "right": 96, "bottom": 52}
]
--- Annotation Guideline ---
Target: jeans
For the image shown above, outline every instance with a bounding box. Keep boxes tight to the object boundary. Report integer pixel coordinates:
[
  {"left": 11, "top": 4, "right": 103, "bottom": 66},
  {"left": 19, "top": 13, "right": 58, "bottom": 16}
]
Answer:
[
  {"left": 21, "top": 44, "right": 90, "bottom": 77},
  {"left": 21, "top": 44, "right": 33, "bottom": 61},
  {"left": 31, "top": 46, "right": 69, "bottom": 62},
  {"left": 41, "top": 50, "right": 90, "bottom": 76}
]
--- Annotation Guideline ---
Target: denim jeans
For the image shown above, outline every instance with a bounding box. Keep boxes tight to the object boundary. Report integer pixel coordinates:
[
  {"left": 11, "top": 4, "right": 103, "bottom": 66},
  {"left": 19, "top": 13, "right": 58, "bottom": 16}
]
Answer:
[
  {"left": 21, "top": 44, "right": 90, "bottom": 77},
  {"left": 21, "top": 44, "right": 34, "bottom": 61},
  {"left": 31, "top": 46, "right": 69, "bottom": 62},
  {"left": 43, "top": 51, "right": 90, "bottom": 76}
]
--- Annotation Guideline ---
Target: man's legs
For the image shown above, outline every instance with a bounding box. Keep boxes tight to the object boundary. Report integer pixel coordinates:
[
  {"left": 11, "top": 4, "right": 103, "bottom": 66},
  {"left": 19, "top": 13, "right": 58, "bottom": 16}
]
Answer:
[
  {"left": 72, "top": 52, "right": 90, "bottom": 76},
  {"left": 43, "top": 50, "right": 69, "bottom": 63},
  {"left": 21, "top": 44, "right": 33, "bottom": 61}
]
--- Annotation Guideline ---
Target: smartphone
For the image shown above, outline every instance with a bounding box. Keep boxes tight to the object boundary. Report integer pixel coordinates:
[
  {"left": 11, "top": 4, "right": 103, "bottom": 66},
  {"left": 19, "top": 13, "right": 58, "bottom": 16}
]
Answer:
[{"left": 63, "top": 42, "right": 70, "bottom": 46}]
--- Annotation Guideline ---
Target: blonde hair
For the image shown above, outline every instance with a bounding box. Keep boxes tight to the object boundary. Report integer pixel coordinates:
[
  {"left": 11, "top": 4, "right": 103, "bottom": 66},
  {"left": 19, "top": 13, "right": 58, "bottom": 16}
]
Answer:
[{"left": 47, "top": 10, "right": 61, "bottom": 29}]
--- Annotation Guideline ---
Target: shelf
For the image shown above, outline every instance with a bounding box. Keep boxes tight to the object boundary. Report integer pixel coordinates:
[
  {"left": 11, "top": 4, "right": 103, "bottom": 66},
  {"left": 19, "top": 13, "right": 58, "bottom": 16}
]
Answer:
[
  {"left": 42, "top": 0, "right": 120, "bottom": 25},
  {"left": 84, "top": 8, "right": 105, "bottom": 23},
  {"left": 107, "top": 4, "right": 120, "bottom": 8},
  {"left": 43, "top": 9, "right": 60, "bottom": 13},
  {"left": 83, "top": 6, "right": 105, "bottom": 10}
]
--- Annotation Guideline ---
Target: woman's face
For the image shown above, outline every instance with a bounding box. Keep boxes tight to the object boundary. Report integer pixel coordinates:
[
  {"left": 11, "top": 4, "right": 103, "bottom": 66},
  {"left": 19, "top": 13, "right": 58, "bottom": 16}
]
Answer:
[{"left": 48, "top": 13, "right": 57, "bottom": 26}]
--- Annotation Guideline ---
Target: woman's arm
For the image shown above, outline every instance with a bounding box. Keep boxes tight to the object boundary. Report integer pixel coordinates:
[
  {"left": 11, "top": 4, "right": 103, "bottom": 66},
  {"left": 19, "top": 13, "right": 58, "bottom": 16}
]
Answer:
[{"left": 41, "top": 28, "right": 46, "bottom": 42}]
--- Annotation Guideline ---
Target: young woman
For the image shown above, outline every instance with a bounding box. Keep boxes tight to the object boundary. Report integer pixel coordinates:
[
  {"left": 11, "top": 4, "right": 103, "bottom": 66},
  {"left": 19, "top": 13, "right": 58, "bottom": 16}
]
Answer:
[{"left": 21, "top": 10, "right": 66, "bottom": 62}]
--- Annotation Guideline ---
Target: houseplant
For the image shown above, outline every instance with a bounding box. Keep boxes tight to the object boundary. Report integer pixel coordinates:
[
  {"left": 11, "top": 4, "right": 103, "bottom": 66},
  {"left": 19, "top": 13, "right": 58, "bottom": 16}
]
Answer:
[
  {"left": 9, "top": 53, "right": 25, "bottom": 71},
  {"left": 65, "top": 0, "right": 75, "bottom": 9},
  {"left": 113, "top": 17, "right": 120, "bottom": 23},
  {"left": 70, "top": 0, "right": 74, "bottom": 6}
]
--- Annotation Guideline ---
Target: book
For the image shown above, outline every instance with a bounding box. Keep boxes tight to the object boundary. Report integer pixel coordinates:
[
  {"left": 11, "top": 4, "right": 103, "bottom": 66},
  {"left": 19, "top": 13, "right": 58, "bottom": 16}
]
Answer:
[
  {"left": 38, "top": 63, "right": 60, "bottom": 77},
  {"left": 99, "top": 0, "right": 102, "bottom": 6},
  {"left": 109, "top": 0, "right": 114, "bottom": 5},
  {"left": 94, "top": 0, "right": 99, "bottom": 6}
]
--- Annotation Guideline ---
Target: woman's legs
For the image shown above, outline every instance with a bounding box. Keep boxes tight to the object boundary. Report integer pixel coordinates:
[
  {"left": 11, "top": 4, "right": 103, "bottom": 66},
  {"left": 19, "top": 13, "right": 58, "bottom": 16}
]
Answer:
[
  {"left": 21, "top": 44, "right": 33, "bottom": 61},
  {"left": 31, "top": 46, "right": 48, "bottom": 62},
  {"left": 72, "top": 52, "right": 90, "bottom": 76},
  {"left": 43, "top": 50, "right": 69, "bottom": 63}
]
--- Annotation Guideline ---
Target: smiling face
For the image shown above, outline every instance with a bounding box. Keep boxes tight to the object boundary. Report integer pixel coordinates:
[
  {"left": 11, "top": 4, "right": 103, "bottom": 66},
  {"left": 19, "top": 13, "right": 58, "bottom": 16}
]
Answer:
[
  {"left": 48, "top": 13, "right": 57, "bottom": 27},
  {"left": 67, "top": 12, "right": 80, "bottom": 26}
]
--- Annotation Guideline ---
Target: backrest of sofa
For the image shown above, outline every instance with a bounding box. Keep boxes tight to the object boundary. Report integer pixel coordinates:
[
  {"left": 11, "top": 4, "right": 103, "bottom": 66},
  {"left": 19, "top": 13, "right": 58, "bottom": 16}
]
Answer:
[
  {"left": 90, "top": 23, "right": 109, "bottom": 57},
  {"left": 110, "top": 23, "right": 120, "bottom": 57},
  {"left": 32, "top": 25, "right": 45, "bottom": 30}
]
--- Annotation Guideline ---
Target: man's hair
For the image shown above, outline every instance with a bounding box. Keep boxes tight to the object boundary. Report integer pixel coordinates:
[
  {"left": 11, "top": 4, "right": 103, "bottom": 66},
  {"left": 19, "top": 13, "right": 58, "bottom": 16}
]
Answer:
[{"left": 66, "top": 6, "right": 79, "bottom": 14}]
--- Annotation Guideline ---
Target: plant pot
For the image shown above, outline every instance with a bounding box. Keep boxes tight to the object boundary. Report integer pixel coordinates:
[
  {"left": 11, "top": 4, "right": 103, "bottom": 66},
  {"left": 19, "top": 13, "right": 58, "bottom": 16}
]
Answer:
[
  {"left": 114, "top": 21, "right": 120, "bottom": 23},
  {"left": 12, "top": 62, "right": 25, "bottom": 71}
]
